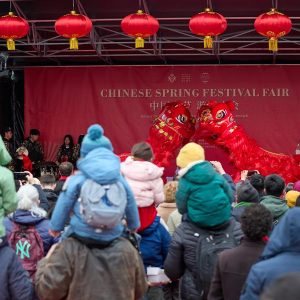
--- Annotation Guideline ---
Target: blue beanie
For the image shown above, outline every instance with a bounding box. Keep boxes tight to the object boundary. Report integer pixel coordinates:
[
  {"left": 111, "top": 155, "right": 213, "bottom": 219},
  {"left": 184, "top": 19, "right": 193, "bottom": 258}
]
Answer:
[{"left": 80, "top": 124, "right": 113, "bottom": 157}]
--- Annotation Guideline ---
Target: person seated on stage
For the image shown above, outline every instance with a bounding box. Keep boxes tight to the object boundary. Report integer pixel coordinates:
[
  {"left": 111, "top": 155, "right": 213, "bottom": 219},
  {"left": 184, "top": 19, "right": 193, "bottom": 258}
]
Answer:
[
  {"left": 121, "top": 142, "right": 165, "bottom": 232},
  {"left": 49, "top": 124, "right": 140, "bottom": 245},
  {"left": 54, "top": 162, "right": 74, "bottom": 195},
  {"left": 56, "top": 134, "right": 77, "bottom": 165},
  {"left": 15, "top": 146, "right": 32, "bottom": 172},
  {"left": 22, "top": 128, "right": 44, "bottom": 178},
  {"left": 73, "top": 134, "right": 85, "bottom": 167}
]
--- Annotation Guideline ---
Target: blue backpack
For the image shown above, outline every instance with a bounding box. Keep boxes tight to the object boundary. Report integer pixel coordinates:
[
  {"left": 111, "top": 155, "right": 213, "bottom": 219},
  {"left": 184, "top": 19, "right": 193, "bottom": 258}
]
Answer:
[{"left": 78, "top": 179, "right": 127, "bottom": 229}]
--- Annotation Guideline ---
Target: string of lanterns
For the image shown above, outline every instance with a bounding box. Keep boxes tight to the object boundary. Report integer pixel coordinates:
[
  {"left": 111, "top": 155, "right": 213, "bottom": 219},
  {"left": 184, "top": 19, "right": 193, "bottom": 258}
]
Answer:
[{"left": 0, "top": 6, "right": 293, "bottom": 52}]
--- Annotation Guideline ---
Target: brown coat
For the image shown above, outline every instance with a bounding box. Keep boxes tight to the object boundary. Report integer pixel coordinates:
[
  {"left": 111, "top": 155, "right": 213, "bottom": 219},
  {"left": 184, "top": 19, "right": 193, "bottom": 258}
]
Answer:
[
  {"left": 208, "top": 238, "right": 266, "bottom": 300},
  {"left": 157, "top": 202, "right": 177, "bottom": 224},
  {"left": 35, "top": 237, "right": 148, "bottom": 300}
]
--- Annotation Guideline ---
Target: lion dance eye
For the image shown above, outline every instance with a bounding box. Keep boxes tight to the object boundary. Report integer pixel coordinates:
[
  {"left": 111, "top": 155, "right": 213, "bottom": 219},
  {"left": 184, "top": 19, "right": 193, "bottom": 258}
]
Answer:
[
  {"left": 216, "top": 110, "right": 227, "bottom": 119},
  {"left": 176, "top": 114, "right": 188, "bottom": 124}
]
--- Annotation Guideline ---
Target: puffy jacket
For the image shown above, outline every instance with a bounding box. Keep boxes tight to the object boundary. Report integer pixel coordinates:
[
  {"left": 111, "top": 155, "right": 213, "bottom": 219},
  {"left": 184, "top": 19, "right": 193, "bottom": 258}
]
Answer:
[
  {"left": 0, "top": 136, "right": 18, "bottom": 237},
  {"left": 0, "top": 236, "right": 33, "bottom": 300},
  {"left": 43, "top": 188, "right": 58, "bottom": 218},
  {"left": 50, "top": 147, "right": 140, "bottom": 242},
  {"left": 4, "top": 209, "right": 58, "bottom": 254},
  {"left": 176, "top": 161, "right": 232, "bottom": 227},
  {"left": 140, "top": 216, "right": 171, "bottom": 269},
  {"left": 241, "top": 208, "right": 300, "bottom": 300},
  {"left": 260, "top": 195, "right": 288, "bottom": 223},
  {"left": 164, "top": 218, "right": 243, "bottom": 300},
  {"left": 232, "top": 202, "right": 253, "bottom": 222},
  {"left": 121, "top": 156, "right": 165, "bottom": 207},
  {"left": 35, "top": 237, "right": 148, "bottom": 300}
]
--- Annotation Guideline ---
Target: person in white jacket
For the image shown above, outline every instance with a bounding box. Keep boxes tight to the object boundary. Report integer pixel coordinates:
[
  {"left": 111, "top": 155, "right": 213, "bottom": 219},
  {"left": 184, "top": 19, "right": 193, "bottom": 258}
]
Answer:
[{"left": 121, "top": 142, "right": 165, "bottom": 232}]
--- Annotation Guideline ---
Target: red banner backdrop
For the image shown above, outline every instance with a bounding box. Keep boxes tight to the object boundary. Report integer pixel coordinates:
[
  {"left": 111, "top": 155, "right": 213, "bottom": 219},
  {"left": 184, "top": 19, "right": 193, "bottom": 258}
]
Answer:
[{"left": 25, "top": 65, "right": 300, "bottom": 176}]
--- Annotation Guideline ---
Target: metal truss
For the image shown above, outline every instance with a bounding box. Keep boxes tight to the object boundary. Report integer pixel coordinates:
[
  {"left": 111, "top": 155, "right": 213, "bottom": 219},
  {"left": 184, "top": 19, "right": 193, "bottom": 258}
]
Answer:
[{"left": 1, "top": 2, "right": 300, "bottom": 65}]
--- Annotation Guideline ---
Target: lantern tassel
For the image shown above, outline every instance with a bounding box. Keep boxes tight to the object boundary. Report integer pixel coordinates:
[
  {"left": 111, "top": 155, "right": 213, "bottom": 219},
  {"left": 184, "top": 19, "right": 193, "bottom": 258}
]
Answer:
[
  {"left": 204, "top": 36, "right": 213, "bottom": 48},
  {"left": 7, "top": 39, "right": 15, "bottom": 51},
  {"left": 70, "top": 37, "right": 79, "bottom": 50},
  {"left": 135, "top": 37, "right": 144, "bottom": 48},
  {"left": 269, "top": 37, "right": 278, "bottom": 52}
]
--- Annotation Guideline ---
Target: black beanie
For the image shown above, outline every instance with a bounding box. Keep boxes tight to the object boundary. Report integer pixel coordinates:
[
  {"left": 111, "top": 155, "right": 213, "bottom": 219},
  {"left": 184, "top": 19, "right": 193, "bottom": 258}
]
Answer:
[
  {"left": 131, "top": 142, "right": 153, "bottom": 161},
  {"left": 237, "top": 181, "right": 260, "bottom": 203}
]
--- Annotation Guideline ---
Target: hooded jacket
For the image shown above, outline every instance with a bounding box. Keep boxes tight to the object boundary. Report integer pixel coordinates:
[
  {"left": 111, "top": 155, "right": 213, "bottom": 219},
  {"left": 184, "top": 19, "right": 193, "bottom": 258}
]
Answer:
[
  {"left": 35, "top": 237, "right": 148, "bottom": 300},
  {"left": 176, "top": 161, "right": 232, "bottom": 227},
  {"left": 121, "top": 156, "right": 165, "bottom": 207},
  {"left": 240, "top": 208, "right": 300, "bottom": 300},
  {"left": 260, "top": 195, "right": 288, "bottom": 223},
  {"left": 50, "top": 147, "right": 140, "bottom": 242},
  {"left": 0, "top": 136, "right": 18, "bottom": 237},
  {"left": 4, "top": 209, "right": 58, "bottom": 254},
  {"left": 164, "top": 218, "right": 243, "bottom": 300},
  {"left": 139, "top": 216, "right": 171, "bottom": 269},
  {"left": 0, "top": 236, "right": 33, "bottom": 300}
]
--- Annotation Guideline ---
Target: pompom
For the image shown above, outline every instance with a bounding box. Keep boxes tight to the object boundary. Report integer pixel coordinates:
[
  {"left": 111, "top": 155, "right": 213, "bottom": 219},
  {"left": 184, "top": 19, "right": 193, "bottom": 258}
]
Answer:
[{"left": 87, "top": 124, "right": 103, "bottom": 141}]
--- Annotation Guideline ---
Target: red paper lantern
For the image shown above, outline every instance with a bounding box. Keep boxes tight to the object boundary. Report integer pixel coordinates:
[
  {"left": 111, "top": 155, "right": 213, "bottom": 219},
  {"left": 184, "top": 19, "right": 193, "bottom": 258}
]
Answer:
[
  {"left": 255, "top": 8, "right": 292, "bottom": 52},
  {"left": 189, "top": 8, "right": 227, "bottom": 48},
  {"left": 121, "top": 10, "right": 159, "bottom": 48},
  {"left": 55, "top": 10, "right": 92, "bottom": 50},
  {"left": 0, "top": 12, "right": 29, "bottom": 51}
]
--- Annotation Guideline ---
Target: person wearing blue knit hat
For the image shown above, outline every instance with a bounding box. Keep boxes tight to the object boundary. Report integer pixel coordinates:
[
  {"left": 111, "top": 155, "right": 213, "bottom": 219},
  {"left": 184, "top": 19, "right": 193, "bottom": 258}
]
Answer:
[{"left": 49, "top": 124, "right": 140, "bottom": 244}]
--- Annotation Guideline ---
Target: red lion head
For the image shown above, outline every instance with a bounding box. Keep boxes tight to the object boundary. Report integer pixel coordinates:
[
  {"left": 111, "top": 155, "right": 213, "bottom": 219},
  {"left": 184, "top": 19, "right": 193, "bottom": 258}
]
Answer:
[
  {"left": 197, "top": 100, "right": 237, "bottom": 140},
  {"left": 148, "top": 101, "right": 195, "bottom": 166}
]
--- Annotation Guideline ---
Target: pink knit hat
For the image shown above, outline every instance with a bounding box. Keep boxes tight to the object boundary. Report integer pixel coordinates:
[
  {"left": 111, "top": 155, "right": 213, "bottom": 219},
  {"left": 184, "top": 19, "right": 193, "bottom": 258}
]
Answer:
[{"left": 294, "top": 180, "right": 300, "bottom": 192}]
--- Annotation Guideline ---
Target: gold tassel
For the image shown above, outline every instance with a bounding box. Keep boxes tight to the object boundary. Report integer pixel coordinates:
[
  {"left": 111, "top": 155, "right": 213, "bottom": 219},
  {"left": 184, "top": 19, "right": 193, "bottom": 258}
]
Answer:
[
  {"left": 135, "top": 37, "right": 144, "bottom": 48},
  {"left": 7, "top": 38, "right": 15, "bottom": 51},
  {"left": 70, "top": 37, "right": 79, "bottom": 50},
  {"left": 204, "top": 36, "right": 213, "bottom": 48},
  {"left": 269, "top": 37, "right": 278, "bottom": 52}
]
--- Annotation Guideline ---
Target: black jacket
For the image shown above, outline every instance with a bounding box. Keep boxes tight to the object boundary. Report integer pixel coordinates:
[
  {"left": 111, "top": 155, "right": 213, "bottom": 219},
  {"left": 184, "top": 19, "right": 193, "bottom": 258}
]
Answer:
[
  {"left": 164, "top": 218, "right": 243, "bottom": 300},
  {"left": 0, "top": 237, "right": 33, "bottom": 300},
  {"left": 43, "top": 188, "right": 58, "bottom": 218}
]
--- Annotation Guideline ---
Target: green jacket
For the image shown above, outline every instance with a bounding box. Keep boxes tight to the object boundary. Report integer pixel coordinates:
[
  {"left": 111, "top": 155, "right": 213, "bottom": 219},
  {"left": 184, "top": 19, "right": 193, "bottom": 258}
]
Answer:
[
  {"left": 0, "top": 136, "right": 18, "bottom": 237},
  {"left": 260, "top": 195, "right": 289, "bottom": 222},
  {"left": 176, "top": 161, "right": 232, "bottom": 227}
]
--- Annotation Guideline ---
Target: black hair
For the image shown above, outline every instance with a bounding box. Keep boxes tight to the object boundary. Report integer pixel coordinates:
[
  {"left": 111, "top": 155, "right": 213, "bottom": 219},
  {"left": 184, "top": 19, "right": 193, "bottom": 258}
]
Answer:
[
  {"left": 249, "top": 174, "right": 265, "bottom": 194},
  {"left": 285, "top": 182, "right": 294, "bottom": 193},
  {"left": 62, "top": 134, "right": 74, "bottom": 148},
  {"left": 40, "top": 174, "right": 56, "bottom": 185},
  {"left": 261, "top": 273, "right": 300, "bottom": 300},
  {"left": 264, "top": 174, "right": 285, "bottom": 197},
  {"left": 240, "top": 204, "right": 272, "bottom": 241},
  {"left": 77, "top": 134, "right": 84, "bottom": 145},
  {"left": 59, "top": 162, "right": 74, "bottom": 176},
  {"left": 295, "top": 195, "right": 300, "bottom": 207}
]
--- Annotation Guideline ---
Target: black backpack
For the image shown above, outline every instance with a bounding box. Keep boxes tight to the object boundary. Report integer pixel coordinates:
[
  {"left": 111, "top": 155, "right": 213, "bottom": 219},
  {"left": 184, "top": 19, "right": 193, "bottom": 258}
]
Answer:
[{"left": 193, "top": 220, "right": 238, "bottom": 299}]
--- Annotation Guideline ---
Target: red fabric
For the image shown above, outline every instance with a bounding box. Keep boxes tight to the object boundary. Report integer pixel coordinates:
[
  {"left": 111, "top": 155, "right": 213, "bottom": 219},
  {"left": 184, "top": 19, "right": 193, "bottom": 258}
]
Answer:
[
  {"left": 58, "top": 175, "right": 68, "bottom": 181},
  {"left": 137, "top": 205, "right": 157, "bottom": 232},
  {"left": 22, "top": 155, "right": 32, "bottom": 172},
  {"left": 24, "top": 66, "right": 300, "bottom": 179}
]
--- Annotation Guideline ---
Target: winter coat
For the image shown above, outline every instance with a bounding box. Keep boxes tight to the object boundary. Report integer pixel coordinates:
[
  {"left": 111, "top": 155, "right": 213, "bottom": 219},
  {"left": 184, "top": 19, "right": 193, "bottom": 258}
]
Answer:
[
  {"left": 56, "top": 145, "right": 77, "bottom": 165},
  {"left": 260, "top": 195, "right": 289, "bottom": 223},
  {"left": 4, "top": 209, "right": 58, "bottom": 254},
  {"left": 121, "top": 156, "right": 165, "bottom": 207},
  {"left": 22, "top": 138, "right": 44, "bottom": 163},
  {"left": 176, "top": 161, "right": 232, "bottom": 227},
  {"left": 157, "top": 202, "right": 177, "bottom": 224},
  {"left": 54, "top": 176, "right": 68, "bottom": 195},
  {"left": 164, "top": 218, "right": 243, "bottom": 300},
  {"left": 33, "top": 184, "right": 50, "bottom": 212},
  {"left": 140, "top": 216, "right": 171, "bottom": 269},
  {"left": 232, "top": 202, "right": 253, "bottom": 222},
  {"left": 0, "top": 136, "right": 18, "bottom": 237},
  {"left": 0, "top": 236, "right": 33, "bottom": 300},
  {"left": 167, "top": 209, "right": 182, "bottom": 235},
  {"left": 43, "top": 188, "right": 58, "bottom": 218},
  {"left": 50, "top": 147, "right": 140, "bottom": 242},
  {"left": 208, "top": 238, "right": 266, "bottom": 300},
  {"left": 240, "top": 208, "right": 300, "bottom": 300},
  {"left": 35, "top": 237, "right": 148, "bottom": 300}
]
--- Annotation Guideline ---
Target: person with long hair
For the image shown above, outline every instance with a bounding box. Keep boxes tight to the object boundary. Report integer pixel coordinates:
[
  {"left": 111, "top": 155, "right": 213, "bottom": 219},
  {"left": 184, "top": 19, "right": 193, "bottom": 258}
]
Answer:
[{"left": 56, "top": 134, "right": 76, "bottom": 165}]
